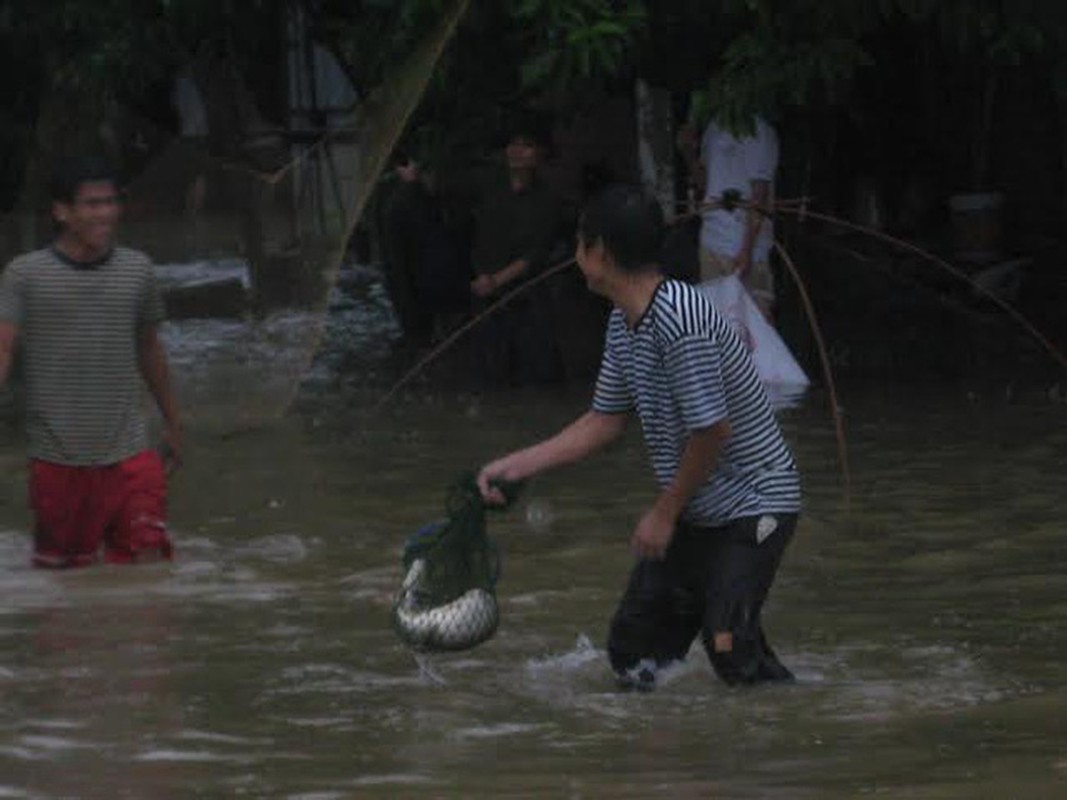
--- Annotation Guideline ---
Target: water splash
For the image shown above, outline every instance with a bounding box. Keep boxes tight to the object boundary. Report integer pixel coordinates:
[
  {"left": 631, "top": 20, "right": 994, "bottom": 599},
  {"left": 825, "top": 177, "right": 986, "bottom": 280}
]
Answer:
[
  {"left": 524, "top": 499, "right": 557, "bottom": 533},
  {"left": 525, "top": 634, "right": 602, "bottom": 676}
]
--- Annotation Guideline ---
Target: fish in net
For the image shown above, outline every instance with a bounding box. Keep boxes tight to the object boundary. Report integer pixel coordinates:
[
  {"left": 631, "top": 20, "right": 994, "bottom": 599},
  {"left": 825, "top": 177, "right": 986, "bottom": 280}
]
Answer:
[{"left": 393, "top": 474, "right": 520, "bottom": 652}]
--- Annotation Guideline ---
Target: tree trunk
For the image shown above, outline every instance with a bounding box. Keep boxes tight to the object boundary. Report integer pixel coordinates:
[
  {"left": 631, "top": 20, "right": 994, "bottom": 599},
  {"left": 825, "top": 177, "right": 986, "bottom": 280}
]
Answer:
[{"left": 634, "top": 78, "right": 677, "bottom": 221}]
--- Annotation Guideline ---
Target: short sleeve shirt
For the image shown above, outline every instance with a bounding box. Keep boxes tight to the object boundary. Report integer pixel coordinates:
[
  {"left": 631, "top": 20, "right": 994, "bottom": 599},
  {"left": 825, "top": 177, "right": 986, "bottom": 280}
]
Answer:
[
  {"left": 470, "top": 172, "right": 559, "bottom": 279},
  {"left": 593, "top": 279, "right": 800, "bottom": 525},
  {"left": 699, "top": 117, "right": 778, "bottom": 263},
  {"left": 0, "top": 246, "right": 164, "bottom": 465}
]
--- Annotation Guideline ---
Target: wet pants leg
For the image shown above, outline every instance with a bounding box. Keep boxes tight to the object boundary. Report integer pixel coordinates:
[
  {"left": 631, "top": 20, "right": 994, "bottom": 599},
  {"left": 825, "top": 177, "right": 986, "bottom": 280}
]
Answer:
[
  {"left": 30, "top": 450, "right": 172, "bottom": 568},
  {"left": 700, "top": 514, "right": 797, "bottom": 686},
  {"left": 606, "top": 515, "right": 797, "bottom": 689},
  {"left": 607, "top": 526, "right": 705, "bottom": 689}
]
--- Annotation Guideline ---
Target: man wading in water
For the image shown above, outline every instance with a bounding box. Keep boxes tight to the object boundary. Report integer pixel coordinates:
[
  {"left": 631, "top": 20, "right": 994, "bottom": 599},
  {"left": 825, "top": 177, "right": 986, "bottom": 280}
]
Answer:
[
  {"left": 0, "top": 155, "right": 183, "bottom": 568},
  {"left": 477, "top": 184, "right": 801, "bottom": 689}
]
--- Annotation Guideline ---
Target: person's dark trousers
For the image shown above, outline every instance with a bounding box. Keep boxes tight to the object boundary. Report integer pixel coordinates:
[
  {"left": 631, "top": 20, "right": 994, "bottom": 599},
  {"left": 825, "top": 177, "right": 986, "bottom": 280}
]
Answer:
[
  {"left": 384, "top": 260, "right": 432, "bottom": 345},
  {"left": 607, "top": 514, "right": 797, "bottom": 689},
  {"left": 473, "top": 292, "right": 561, "bottom": 387},
  {"left": 511, "top": 286, "right": 562, "bottom": 385}
]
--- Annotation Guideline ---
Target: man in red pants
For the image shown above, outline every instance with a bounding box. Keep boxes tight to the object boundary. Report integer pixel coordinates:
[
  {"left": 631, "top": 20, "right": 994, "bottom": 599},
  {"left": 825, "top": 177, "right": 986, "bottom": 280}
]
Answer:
[{"left": 0, "top": 155, "right": 183, "bottom": 568}]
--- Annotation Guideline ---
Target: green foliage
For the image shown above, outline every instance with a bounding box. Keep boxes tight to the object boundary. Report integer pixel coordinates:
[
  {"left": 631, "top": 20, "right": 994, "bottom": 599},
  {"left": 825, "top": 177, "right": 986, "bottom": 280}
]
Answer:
[
  {"left": 895, "top": 0, "right": 1053, "bottom": 188},
  {"left": 896, "top": 0, "right": 1046, "bottom": 62},
  {"left": 701, "top": 0, "right": 882, "bottom": 135},
  {"left": 708, "top": 31, "right": 871, "bottom": 135},
  {"left": 694, "top": 0, "right": 1062, "bottom": 140},
  {"left": 1, "top": 1, "right": 161, "bottom": 92},
  {"left": 0, "top": 0, "right": 288, "bottom": 96},
  {"left": 5, "top": 0, "right": 1067, "bottom": 185},
  {"left": 310, "top": 0, "right": 648, "bottom": 168},
  {"left": 312, "top": 0, "right": 453, "bottom": 92},
  {"left": 514, "top": 0, "right": 646, "bottom": 92}
]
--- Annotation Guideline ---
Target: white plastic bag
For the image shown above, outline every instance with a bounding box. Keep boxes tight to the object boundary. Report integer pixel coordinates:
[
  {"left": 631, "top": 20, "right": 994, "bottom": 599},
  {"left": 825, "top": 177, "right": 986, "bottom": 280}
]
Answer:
[{"left": 698, "top": 276, "right": 809, "bottom": 397}]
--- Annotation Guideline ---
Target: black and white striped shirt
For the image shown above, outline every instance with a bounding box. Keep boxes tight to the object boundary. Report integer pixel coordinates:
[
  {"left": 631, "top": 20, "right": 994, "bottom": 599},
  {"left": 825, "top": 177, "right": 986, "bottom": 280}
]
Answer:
[
  {"left": 0, "top": 246, "right": 164, "bottom": 465},
  {"left": 593, "top": 279, "right": 800, "bottom": 526}
]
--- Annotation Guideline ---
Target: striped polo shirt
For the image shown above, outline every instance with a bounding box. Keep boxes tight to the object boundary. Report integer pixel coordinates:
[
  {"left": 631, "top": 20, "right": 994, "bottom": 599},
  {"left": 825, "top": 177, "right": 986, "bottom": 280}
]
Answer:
[
  {"left": 0, "top": 246, "right": 165, "bottom": 465},
  {"left": 593, "top": 279, "right": 800, "bottom": 526}
]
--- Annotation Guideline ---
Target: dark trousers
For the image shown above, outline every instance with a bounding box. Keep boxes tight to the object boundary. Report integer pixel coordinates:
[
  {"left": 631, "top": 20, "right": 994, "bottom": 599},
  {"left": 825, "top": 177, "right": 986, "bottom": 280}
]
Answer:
[
  {"left": 607, "top": 514, "right": 797, "bottom": 687},
  {"left": 474, "top": 292, "right": 561, "bottom": 387}
]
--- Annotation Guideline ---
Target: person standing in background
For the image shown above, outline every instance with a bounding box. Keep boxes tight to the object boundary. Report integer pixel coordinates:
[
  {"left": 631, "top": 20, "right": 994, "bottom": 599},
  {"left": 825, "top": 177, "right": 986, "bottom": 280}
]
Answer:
[
  {"left": 680, "top": 115, "right": 779, "bottom": 322},
  {"left": 468, "top": 113, "right": 563, "bottom": 386},
  {"left": 0, "top": 155, "right": 182, "bottom": 568}
]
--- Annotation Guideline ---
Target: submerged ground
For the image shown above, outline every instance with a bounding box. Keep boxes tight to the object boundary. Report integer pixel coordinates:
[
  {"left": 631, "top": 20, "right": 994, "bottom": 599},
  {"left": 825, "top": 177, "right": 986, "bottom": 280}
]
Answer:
[{"left": 0, "top": 258, "right": 1065, "bottom": 798}]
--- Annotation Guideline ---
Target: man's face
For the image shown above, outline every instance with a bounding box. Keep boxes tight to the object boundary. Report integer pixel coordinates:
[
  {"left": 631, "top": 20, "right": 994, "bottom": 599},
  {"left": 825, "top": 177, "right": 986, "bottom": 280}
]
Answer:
[
  {"left": 53, "top": 180, "right": 121, "bottom": 254},
  {"left": 505, "top": 135, "right": 540, "bottom": 172},
  {"left": 396, "top": 160, "right": 419, "bottom": 183},
  {"left": 575, "top": 233, "right": 608, "bottom": 296}
]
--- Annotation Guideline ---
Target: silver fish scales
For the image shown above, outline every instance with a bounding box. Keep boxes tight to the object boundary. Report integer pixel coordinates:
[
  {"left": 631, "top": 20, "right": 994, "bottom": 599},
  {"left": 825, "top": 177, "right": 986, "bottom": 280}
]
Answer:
[{"left": 393, "top": 559, "right": 499, "bottom": 652}]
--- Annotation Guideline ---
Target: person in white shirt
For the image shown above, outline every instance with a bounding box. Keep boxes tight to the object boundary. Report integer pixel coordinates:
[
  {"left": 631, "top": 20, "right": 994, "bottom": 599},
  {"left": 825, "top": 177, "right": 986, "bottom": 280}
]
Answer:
[{"left": 681, "top": 116, "right": 779, "bottom": 321}]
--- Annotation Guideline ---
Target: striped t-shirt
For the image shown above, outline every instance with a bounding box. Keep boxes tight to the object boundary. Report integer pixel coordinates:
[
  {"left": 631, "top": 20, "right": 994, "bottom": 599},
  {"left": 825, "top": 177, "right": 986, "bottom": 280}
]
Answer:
[
  {"left": 0, "top": 246, "right": 165, "bottom": 465},
  {"left": 593, "top": 279, "right": 800, "bottom": 526}
]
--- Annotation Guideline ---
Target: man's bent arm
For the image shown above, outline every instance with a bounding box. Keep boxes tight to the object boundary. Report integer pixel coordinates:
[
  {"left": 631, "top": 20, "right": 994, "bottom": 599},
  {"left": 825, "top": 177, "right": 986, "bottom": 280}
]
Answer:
[
  {"left": 137, "top": 325, "right": 182, "bottom": 442},
  {"left": 478, "top": 410, "right": 627, "bottom": 495},
  {"left": 492, "top": 257, "right": 530, "bottom": 291},
  {"left": 631, "top": 419, "right": 731, "bottom": 559},
  {"left": 654, "top": 419, "right": 731, "bottom": 521},
  {"left": 737, "top": 179, "right": 771, "bottom": 269}
]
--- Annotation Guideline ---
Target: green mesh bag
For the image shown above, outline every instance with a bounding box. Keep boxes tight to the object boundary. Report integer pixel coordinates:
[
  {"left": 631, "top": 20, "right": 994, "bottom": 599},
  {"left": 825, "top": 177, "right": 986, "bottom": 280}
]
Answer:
[{"left": 392, "top": 474, "right": 520, "bottom": 652}]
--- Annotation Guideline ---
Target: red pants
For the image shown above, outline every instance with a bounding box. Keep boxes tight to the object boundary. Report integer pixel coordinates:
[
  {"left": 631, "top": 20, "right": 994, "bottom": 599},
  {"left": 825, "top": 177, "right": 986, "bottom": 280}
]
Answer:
[{"left": 30, "top": 450, "right": 172, "bottom": 569}]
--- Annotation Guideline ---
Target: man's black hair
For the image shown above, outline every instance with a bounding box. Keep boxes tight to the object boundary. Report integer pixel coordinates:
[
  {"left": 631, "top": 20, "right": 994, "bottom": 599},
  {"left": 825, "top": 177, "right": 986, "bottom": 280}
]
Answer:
[
  {"left": 49, "top": 155, "right": 119, "bottom": 204},
  {"left": 578, "top": 184, "right": 665, "bottom": 272}
]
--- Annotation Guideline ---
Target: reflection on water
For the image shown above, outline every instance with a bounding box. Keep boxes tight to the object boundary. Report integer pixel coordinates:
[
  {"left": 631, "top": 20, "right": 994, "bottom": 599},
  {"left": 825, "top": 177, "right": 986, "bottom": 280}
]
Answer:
[
  {"left": 1, "top": 574, "right": 185, "bottom": 798},
  {"left": 2, "top": 300, "right": 1066, "bottom": 796},
  {"left": 156, "top": 262, "right": 401, "bottom": 426}
]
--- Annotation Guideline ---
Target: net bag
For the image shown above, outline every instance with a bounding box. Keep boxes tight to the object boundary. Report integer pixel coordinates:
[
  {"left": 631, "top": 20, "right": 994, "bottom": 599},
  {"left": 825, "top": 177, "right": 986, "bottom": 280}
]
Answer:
[{"left": 393, "top": 474, "right": 519, "bottom": 652}]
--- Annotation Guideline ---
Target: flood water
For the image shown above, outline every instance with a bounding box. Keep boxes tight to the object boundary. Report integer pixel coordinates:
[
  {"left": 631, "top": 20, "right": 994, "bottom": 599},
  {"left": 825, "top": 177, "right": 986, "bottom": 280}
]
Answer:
[{"left": 1, "top": 283, "right": 1066, "bottom": 798}]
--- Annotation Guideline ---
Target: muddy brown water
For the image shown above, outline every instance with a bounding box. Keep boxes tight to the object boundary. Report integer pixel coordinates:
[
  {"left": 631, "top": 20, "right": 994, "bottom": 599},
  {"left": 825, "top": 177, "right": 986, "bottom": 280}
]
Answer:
[{"left": 1, "top": 307, "right": 1066, "bottom": 797}]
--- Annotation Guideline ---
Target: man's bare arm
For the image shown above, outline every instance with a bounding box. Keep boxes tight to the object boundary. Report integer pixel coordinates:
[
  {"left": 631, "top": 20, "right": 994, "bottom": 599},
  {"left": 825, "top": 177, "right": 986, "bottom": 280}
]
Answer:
[
  {"left": 737, "top": 179, "right": 771, "bottom": 272},
  {"left": 632, "top": 419, "right": 732, "bottom": 559},
  {"left": 0, "top": 322, "right": 18, "bottom": 388},
  {"left": 491, "top": 257, "right": 530, "bottom": 290},
  {"left": 137, "top": 325, "right": 183, "bottom": 465},
  {"left": 654, "top": 420, "right": 731, "bottom": 521},
  {"left": 477, "top": 410, "right": 628, "bottom": 501}
]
